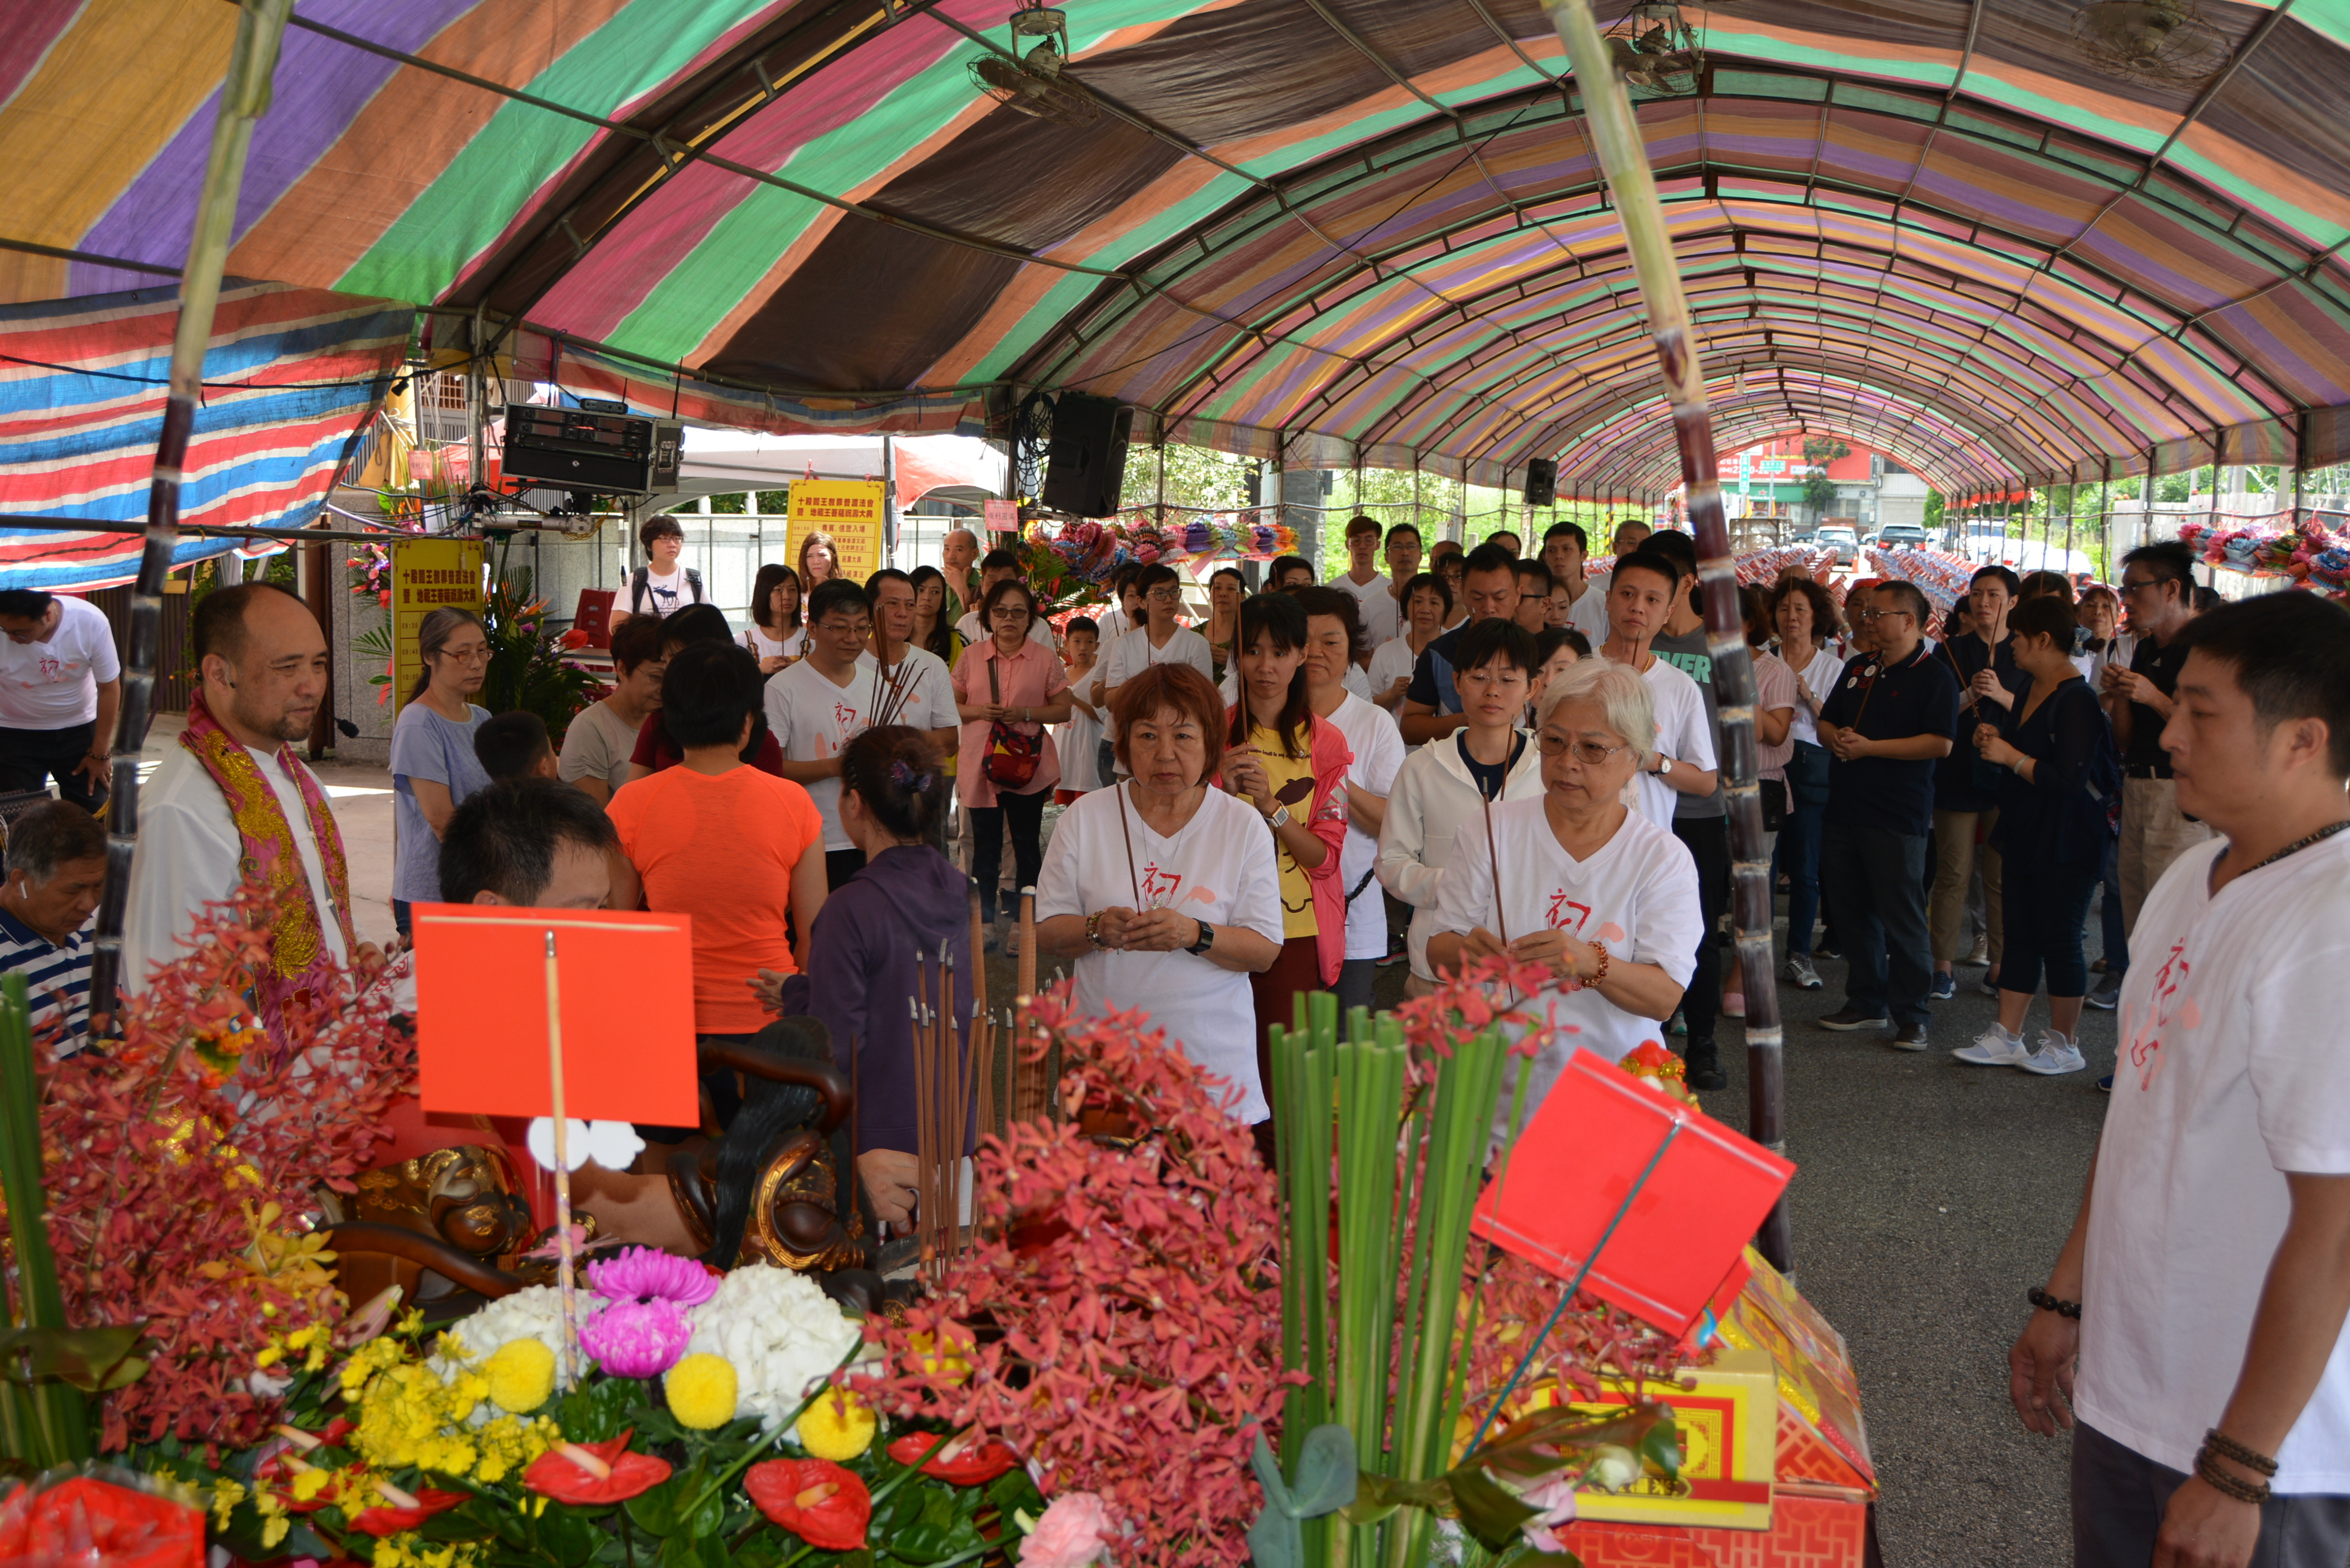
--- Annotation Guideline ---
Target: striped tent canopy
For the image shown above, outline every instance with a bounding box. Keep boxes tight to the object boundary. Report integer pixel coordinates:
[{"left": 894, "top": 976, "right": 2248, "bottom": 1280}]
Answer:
[{"left": 9, "top": 0, "right": 2350, "bottom": 499}]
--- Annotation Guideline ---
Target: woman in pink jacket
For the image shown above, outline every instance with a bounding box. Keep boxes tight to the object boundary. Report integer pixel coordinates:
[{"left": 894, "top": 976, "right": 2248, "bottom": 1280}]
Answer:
[{"left": 1221, "top": 591, "right": 1352, "bottom": 1114}]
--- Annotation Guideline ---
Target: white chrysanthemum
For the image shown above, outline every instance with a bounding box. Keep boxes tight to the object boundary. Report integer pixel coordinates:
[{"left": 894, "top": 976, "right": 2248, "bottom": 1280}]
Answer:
[
  {"left": 683, "top": 1265, "right": 862, "bottom": 1443},
  {"left": 432, "top": 1285, "right": 583, "bottom": 1377}
]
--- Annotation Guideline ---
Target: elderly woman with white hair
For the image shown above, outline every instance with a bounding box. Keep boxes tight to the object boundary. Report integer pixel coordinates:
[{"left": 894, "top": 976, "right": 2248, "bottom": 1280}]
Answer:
[{"left": 1429, "top": 657, "right": 1706, "bottom": 1126}]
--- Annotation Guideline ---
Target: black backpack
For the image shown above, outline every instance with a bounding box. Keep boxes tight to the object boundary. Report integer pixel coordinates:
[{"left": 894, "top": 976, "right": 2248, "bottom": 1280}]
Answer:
[{"left": 629, "top": 565, "right": 704, "bottom": 615}]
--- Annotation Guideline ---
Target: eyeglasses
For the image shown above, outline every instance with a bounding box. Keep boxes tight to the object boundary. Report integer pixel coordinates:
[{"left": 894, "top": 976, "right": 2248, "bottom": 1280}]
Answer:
[
  {"left": 1536, "top": 733, "right": 1631, "bottom": 764},
  {"left": 2118, "top": 576, "right": 2162, "bottom": 595},
  {"left": 442, "top": 645, "right": 492, "bottom": 663},
  {"left": 1146, "top": 587, "right": 1182, "bottom": 602},
  {"left": 1856, "top": 609, "right": 1914, "bottom": 623}
]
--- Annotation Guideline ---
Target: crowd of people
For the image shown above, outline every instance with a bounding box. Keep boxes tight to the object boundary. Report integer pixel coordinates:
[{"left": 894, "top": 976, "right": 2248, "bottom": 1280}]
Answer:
[{"left": 5, "top": 503, "right": 2349, "bottom": 1565}]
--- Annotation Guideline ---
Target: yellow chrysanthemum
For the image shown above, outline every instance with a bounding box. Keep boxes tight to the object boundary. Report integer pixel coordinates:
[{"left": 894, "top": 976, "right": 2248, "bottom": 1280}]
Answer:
[
  {"left": 484, "top": 1339, "right": 555, "bottom": 1414},
  {"left": 797, "top": 1387, "right": 877, "bottom": 1460},
  {"left": 665, "top": 1353, "right": 739, "bottom": 1430}
]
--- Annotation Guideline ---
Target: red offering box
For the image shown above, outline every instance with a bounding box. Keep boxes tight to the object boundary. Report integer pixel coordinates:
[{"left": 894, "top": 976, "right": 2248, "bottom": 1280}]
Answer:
[
  {"left": 1559, "top": 1493, "right": 1871, "bottom": 1567},
  {"left": 1472, "top": 1050, "right": 1796, "bottom": 1338}
]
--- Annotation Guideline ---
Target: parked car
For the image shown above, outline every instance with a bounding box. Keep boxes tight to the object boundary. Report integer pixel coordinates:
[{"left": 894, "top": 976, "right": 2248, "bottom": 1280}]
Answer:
[
  {"left": 1817, "top": 525, "right": 1859, "bottom": 563},
  {"left": 1876, "top": 523, "right": 1928, "bottom": 549}
]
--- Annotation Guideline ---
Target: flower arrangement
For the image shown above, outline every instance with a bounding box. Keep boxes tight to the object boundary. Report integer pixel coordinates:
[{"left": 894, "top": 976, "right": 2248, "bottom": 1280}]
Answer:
[
  {"left": 160, "top": 1256, "right": 1046, "bottom": 1566},
  {"left": 854, "top": 987, "right": 1294, "bottom": 1568},
  {"left": 0, "top": 886, "right": 413, "bottom": 1461},
  {"left": 2176, "top": 515, "right": 2350, "bottom": 596}
]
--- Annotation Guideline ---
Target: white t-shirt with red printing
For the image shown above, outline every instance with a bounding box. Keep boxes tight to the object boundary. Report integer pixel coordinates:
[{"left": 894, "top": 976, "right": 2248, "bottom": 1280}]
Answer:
[
  {"left": 2078, "top": 832, "right": 2350, "bottom": 1491},
  {"left": 1430, "top": 797, "right": 1701, "bottom": 1142},
  {"left": 0, "top": 596, "right": 120, "bottom": 730},
  {"left": 1034, "top": 783, "right": 1284, "bottom": 1122}
]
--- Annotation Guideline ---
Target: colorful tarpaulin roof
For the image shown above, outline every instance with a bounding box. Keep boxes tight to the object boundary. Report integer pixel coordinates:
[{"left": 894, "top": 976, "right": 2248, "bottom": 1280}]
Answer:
[
  {"left": 7, "top": 0, "right": 2350, "bottom": 499},
  {"left": 0, "top": 281, "right": 412, "bottom": 590}
]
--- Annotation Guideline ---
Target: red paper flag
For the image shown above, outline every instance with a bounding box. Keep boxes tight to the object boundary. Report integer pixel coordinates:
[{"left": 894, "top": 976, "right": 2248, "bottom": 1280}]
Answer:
[
  {"left": 1471, "top": 1050, "right": 1795, "bottom": 1339},
  {"left": 410, "top": 904, "right": 699, "bottom": 1125}
]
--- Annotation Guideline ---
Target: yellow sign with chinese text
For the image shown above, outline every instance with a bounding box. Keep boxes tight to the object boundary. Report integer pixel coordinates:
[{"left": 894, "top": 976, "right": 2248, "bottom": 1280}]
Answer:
[
  {"left": 787, "top": 479, "right": 886, "bottom": 585},
  {"left": 390, "top": 538, "right": 485, "bottom": 716}
]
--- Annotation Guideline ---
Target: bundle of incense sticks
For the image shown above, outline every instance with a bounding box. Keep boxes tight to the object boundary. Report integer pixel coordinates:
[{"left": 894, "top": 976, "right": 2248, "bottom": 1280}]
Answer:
[
  {"left": 867, "top": 648, "right": 925, "bottom": 731},
  {"left": 1010, "top": 886, "right": 1051, "bottom": 1125},
  {"left": 908, "top": 939, "right": 967, "bottom": 1283}
]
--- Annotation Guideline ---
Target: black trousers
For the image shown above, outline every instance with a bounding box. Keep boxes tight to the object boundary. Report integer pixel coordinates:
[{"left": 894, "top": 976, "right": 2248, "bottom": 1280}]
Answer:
[
  {"left": 1671, "top": 815, "right": 1729, "bottom": 1051},
  {"left": 0, "top": 721, "right": 103, "bottom": 812},
  {"left": 2073, "top": 1421, "right": 2350, "bottom": 1568},
  {"left": 969, "top": 788, "right": 1046, "bottom": 923},
  {"left": 1818, "top": 821, "right": 1933, "bottom": 1027}
]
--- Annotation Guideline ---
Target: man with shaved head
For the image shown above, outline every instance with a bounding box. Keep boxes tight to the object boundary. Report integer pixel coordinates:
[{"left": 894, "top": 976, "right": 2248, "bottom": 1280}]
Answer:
[{"left": 122, "top": 583, "right": 372, "bottom": 1037}]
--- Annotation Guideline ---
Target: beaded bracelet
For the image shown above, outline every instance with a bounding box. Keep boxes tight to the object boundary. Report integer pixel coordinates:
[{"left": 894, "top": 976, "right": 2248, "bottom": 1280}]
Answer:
[
  {"left": 2026, "top": 1286, "right": 2081, "bottom": 1320},
  {"left": 2194, "top": 1446, "right": 2272, "bottom": 1505},
  {"left": 2204, "top": 1428, "right": 2279, "bottom": 1478},
  {"left": 1566, "top": 938, "right": 1611, "bottom": 992}
]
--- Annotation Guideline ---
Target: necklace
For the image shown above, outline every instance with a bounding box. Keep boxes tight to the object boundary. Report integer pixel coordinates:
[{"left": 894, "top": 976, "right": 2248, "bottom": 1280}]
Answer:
[{"left": 2229, "top": 817, "right": 2350, "bottom": 880}]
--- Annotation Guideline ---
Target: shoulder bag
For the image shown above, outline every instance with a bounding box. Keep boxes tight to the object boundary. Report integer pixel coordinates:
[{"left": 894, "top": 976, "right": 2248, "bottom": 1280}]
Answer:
[{"left": 984, "top": 654, "right": 1042, "bottom": 790}]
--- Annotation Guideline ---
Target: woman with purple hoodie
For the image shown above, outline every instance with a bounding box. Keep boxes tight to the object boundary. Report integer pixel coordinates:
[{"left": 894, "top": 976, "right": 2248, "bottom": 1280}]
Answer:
[{"left": 756, "top": 724, "right": 973, "bottom": 1232}]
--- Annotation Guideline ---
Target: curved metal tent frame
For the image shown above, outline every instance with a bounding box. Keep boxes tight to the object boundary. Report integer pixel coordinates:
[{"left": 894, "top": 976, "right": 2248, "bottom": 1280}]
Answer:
[{"left": 6, "top": 0, "right": 2350, "bottom": 492}]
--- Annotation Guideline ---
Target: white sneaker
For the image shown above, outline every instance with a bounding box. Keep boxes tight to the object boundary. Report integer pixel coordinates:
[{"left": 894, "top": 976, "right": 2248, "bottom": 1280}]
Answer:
[
  {"left": 2018, "top": 1030, "right": 2087, "bottom": 1076},
  {"left": 1952, "top": 1024, "right": 2029, "bottom": 1066}
]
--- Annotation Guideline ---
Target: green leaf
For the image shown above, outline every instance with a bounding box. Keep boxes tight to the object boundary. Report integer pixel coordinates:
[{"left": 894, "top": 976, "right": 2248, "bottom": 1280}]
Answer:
[
  {"left": 1248, "top": 1432, "right": 1292, "bottom": 1515},
  {"left": 685, "top": 1482, "right": 724, "bottom": 1541},
  {"left": 1245, "top": 1497, "right": 1303, "bottom": 1568},
  {"left": 1496, "top": 1548, "right": 1585, "bottom": 1568},
  {"left": 1288, "top": 1425, "right": 1357, "bottom": 1518},
  {"left": 985, "top": 1466, "right": 1044, "bottom": 1525},
  {"left": 625, "top": 1479, "right": 680, "bottom": 1537},
  {"left": 1640, "top": 1413, "right": 1683, "bottom": 1483},
  {"left": 1446, "top": 1465, "right": 1538, "bottom": 1553},
  {"left": 0, "top": 1324, "right": 150, "bottom": 1392}
]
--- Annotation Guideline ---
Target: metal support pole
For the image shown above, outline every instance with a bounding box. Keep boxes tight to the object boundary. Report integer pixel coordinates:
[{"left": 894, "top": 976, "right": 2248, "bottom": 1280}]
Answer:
[{"left": 881, "top": 433, "right": 900, "bottom": 566}]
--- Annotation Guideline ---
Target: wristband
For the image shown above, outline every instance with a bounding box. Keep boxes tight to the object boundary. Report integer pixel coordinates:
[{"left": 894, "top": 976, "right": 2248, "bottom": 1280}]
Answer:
[{"left": 2026, "top": 1285, "right": 2080, "bottom": 1320}]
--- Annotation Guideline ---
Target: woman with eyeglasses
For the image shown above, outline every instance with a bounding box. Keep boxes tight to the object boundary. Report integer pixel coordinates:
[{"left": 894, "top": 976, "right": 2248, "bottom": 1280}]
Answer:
[
  {"left": 952, "top": 577, "right": 1070, "bottom": 950},
  {"left": 388, "top": 605, "right": 494, "bottom": 936},
  {"left": 1427, "top": 658, "right": 1703, "bottom": 1132},
  {"left": 1377, "top": 617, "right": 1546, "bottom": 997}
]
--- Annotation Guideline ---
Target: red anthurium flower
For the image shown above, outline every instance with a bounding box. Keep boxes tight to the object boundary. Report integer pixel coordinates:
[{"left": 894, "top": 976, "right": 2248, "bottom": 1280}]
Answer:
[
  {"left": 746, "top": 1459, "right": 871, "bottom": 1551},
  {"left": 885, "top": 1431, "right": 1020, "bottom": 1486},
  {"left": 523, "top": 1429, "right": 674, "bottom": 1505},
  {"left": 348, "top": 1488, "right": 467, "bottom": 1537}
]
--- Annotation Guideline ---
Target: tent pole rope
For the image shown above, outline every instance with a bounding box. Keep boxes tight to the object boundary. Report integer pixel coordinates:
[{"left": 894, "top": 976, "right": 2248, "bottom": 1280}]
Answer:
[
  {"left": 1540, "top": 0, "right": 1791, "bottom": 1272},
  {"left": 88, "top": 0, "right": 297, "bottom": 1027}
]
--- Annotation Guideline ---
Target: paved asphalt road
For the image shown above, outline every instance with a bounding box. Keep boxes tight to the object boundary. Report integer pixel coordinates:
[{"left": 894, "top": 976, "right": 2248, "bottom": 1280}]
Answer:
[{"left": 1000, "top": 837, "right": 2117, "bottom": 1567}]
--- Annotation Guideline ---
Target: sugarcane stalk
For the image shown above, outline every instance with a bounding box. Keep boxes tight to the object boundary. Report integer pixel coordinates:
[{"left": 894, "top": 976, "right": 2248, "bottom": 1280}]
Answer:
[
  {"left": 87, "top": 0, "right": 297, "bottom": 1026},
  {"left": 0, "top": 973, "right": 87, "bottom": 1463},
  {"left": 1541, "top": 0, "right": 1791, "bottom": 1271}
]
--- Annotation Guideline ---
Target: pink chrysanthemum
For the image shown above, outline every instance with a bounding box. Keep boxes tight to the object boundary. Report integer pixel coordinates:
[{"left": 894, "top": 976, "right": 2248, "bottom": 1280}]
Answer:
[
  {"left": 587, "top": 1246, "right": 720, "bottom": 1308},
  {"left": 578, "top": 1298, "right": 693, "bottom": 1379}
]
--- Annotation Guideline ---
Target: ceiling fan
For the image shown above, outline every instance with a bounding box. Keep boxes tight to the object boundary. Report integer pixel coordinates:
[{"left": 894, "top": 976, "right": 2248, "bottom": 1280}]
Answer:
[
  {"left": 969, "top": 3, "right": 1099, "bottom": 124},
  {"left": 2072, "top": 0, "right": 2231, "bottom": 85},
  {"left": 1605, "top": 1, "right": 1704, "bottom": 95}
]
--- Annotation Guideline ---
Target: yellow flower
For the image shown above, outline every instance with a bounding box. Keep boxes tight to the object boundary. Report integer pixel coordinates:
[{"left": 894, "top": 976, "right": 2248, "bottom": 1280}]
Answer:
[
  {"left": 665, "top": 1353, "right": 739, "bottom": 1430},
  {"left": 909, "top": 1330, "right": 974, "bottom": 1385},
  {"left": 260, "top": 1516, "right": 290, "bottom": 1551},
  {"left": 797, "top": 1387, "right": 876, "bottom": 1460},
  {"left": 209, "top": 1479, "right": 247, "bottom": 1531}
]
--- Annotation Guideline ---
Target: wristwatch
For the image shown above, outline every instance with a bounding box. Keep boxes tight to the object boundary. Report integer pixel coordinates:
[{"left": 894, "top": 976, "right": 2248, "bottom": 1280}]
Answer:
[
  {"left": 1184, "top": 919, "right": 1215, "bottom": 956},
  {"left": 1265, "top": 804, "right": 1293, "bottom": 829},
  {"left": 1654, "top": 754, "right": 1673, "bottom": 778}
]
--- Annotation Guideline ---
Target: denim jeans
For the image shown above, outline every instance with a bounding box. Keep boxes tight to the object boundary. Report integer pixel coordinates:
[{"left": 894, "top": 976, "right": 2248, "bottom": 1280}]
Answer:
[
  {"left": 1818, "top": 822, "right": 1932, "bottom": 1026},
  {"left": 1780, "top": 796, "right": 1827, "bottom": 955}
]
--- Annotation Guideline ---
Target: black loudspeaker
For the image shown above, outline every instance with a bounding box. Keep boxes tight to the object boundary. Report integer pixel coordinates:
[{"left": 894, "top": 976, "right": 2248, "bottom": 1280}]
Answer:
[
  {"left": 1040, "top": 393, "right": 1133, "bottom": 517},
  {"left": 503, "top": 404, "right": 656, "bottom": 495},
  {"left": 1523, "top": 458, "right": 1558, "bottom": 509}
]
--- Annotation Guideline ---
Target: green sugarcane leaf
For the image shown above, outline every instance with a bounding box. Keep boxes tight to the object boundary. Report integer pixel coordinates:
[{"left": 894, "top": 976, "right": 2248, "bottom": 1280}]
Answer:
[
  {"left": 1288, "top": 1424, "right": 1358, "bottom": 1517},
  {"left": 1445, "top": 1465, "right": 1539, "bottom": 1553}
]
